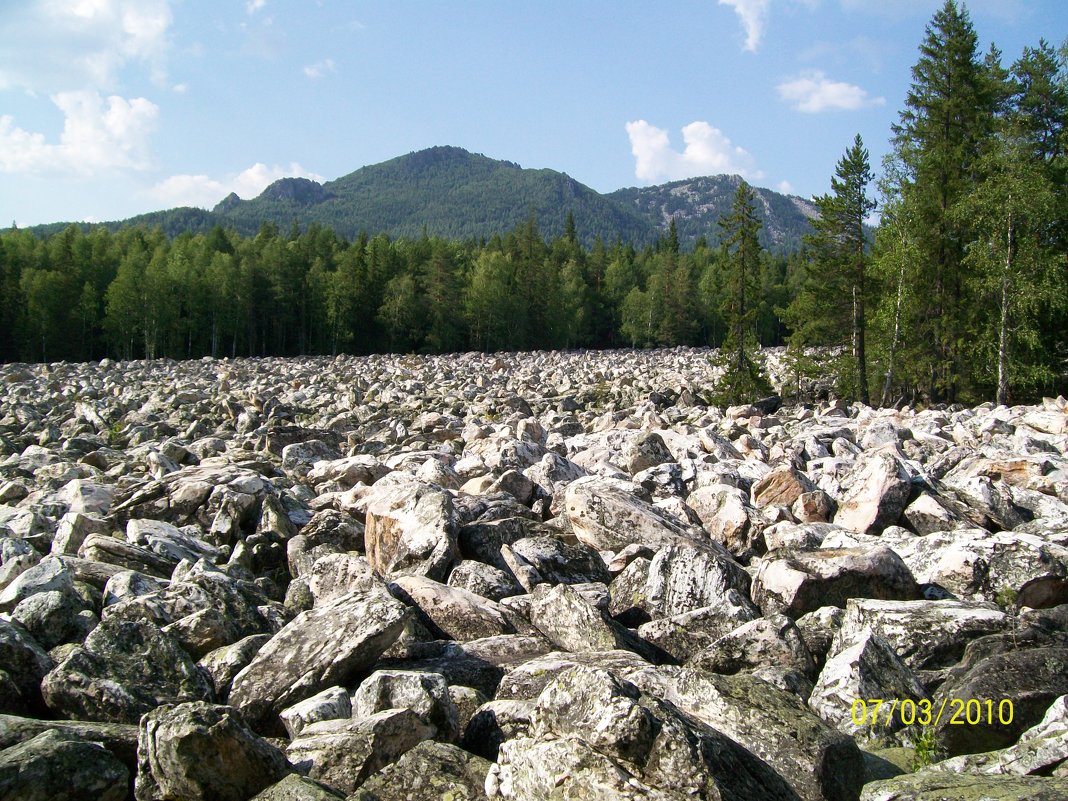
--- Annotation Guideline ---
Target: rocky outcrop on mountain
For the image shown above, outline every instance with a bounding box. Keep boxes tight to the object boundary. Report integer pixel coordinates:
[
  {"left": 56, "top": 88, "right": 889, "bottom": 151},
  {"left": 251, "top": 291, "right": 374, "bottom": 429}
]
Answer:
[{"left": 0, "top": 348, "right": 1066, "bottom": 798}]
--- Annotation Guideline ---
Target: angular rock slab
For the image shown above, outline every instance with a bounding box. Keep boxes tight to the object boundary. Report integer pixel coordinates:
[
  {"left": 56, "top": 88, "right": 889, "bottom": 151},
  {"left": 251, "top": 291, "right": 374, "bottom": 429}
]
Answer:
[
  {"left": 808, "top": 629, "right": 928, "bottom": 737},
  {"left": 831, "top": 598, "right": 1007, "bottom": 671},
  {"left": 753, "top": 546, "right": 920, "bottom": 619},
  {"left": 0, "top": 729, "right": 128, "bottom": 801},
  {"left": 610, "top": 543, "right": 755, "bottom": 622},
  {"left": 42, "top": 618, "right": 214, "bottom": 724},
  {"left": 563, "top": 476, "right": 707, "bottom": 553},
  {"left": 350, "top": 740, "right": 492, "bottom": 801},
  {"left": 627, "top": 666, "right": 865, "bottom": 801},
  {"left": 135, "top": 702, "right": 291, "bottom": 801},
  {"left": 833, "top": 451, "right": 912, "bottom": 535},
  {"left": 390, "top": 575, "right": 517, "bottom": 641},
  {"left": 285, "top": 710, "right": 434, "bottom": 796},
  {"left": 364, "top": 480, "right": 457, "bottom": 581},
  {"left": 937, "top": 693, "right": 1068, "bottom": 777},
  {"left": 250, "top": 773, "right": 345, "bottom": 800},
  {"left": 228, "top": 588, "right": 410, "bottom": 731},
  {"left": 494, "top": 664, "right": 799, "bottom": 801},
  {"left": 933, "top": 646, "right": 1068, "bottom": 758},
  {"left": 351, "top": 668, "right": 460, "bottom": 743},
  {"left": 528, "top": 583, "right": 663, "bottom": 664}
]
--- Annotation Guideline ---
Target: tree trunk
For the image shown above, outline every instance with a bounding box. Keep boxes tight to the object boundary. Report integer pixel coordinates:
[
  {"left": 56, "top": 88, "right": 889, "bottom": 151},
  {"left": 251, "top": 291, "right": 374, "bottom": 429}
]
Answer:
[
  {"left": 997, "top": 211, "right": 1015, "bottom": 406},
  {"left": 881, "top": 255, "right": 906, "bottom": 408}
]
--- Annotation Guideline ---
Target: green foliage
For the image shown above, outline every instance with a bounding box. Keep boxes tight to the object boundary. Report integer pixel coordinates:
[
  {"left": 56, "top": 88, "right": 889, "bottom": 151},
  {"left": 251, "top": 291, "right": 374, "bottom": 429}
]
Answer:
[
  {"left": 910, "top": 726, "right": 942, "bottom": 771},
  {"left": 785, "top": 135, "right": 876, "bottom": 404}
]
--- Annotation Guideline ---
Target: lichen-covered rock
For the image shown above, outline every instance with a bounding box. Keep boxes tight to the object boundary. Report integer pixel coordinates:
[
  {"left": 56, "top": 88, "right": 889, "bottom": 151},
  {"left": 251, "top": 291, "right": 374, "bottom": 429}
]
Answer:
[
  {"left": 933, "top": 647, "right": 1068, "bottom": 758},
  {"left": 494, "top": 665, "right": 799, "bottom": 801},
  {"left": 689, "top": 613, "right": 817, "bottom": 679},
  {"left": 563, "top": 476, "right": 707, "bottom": 552},
  {"left": 135, "top": 702, "right": 291, "bottom": 801},
  {"left": 279, "top": 686, "right": 351, "bottom": 739},
  {"left": 0, "top": 729, "right": 128, "bottom": 801},
  {"left": 528, "top": 583, "right": 663, "bottom": 663},
  {"left": 833, "top": 451, "right": 912, "bottom": 535},
  {"left": 626, "top": 666, "right": 865, "bottom": 801},
  {"left": 609, "top": 543, "right": 756, "bottom": 623},
  {"left": 363, "top": 480, "right": 457, "bottom": 581},
  {"left": 286, "top": 709, "right": 433, "bottom": 795},
  {"left": 351, "top": 669, "right": 460, "bottom": 743},
  {"left": 860, "top": 771, "right": 1068, "bottom": 800},
  {"left": 228, "top": 588, "right": 410, "bottom": 731},
  {"left": 42, "top": 618, "right": 214, "bottom": 724},
  {"left": 808, "top": 629, "right": 928, "bottom": 736},
  {"left": 753, "top": 546, "right": 920, "bottom": 619},
  {"left": 831, "top": 598, "right": 1007, "bottom": 671},
  {"left": 390, "top": 575, "right": 518, "bottom": 641},
  {"left": 351, "top": 740, "right": 492, "bottom": 801}
]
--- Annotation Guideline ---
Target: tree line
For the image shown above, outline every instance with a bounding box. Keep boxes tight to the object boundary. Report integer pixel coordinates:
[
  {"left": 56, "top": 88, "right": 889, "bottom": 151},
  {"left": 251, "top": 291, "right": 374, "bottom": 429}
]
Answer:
[{"left": 2, "top": 1, "right": 1066, "bottom": 406}]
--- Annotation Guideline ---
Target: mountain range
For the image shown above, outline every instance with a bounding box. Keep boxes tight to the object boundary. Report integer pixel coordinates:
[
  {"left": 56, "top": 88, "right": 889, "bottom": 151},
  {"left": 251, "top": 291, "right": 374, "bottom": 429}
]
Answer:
[{"left": 24, "top": 146, "right": 819, "bottom": 251}]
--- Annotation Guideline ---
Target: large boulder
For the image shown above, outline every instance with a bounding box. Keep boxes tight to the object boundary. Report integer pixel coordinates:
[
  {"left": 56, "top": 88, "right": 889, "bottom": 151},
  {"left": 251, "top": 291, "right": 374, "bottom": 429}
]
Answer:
[
  {"left": 134, "top": 702, "right": 291, "bottom": 801},
  {"left": 228, "top": 588, "right": 410, "bottom": 731},
  {"left": 833, "top": 451, "right": 912, "bottom": 535},
  {"left": 808, "top": 629, "right": 928, "bottom": 737},
  {"left": 0, "top": 729, "right": 128, "bottom": 801},
  {"left": 608, "top": 543, "right": 755, "bottom": 624},
  {"left": 831, "top": 598, "right": 1007, "bottom": 671},
  {"left": 285, "top": 710, "right": 434, "bottom": 795},
  {"left": 350, "top": 740, "right": 492, "bottom": 801},
  {"left": 350, "top": 669, "right": 460, "bottom": 743},
  {"left": 390, "top": 575, "right": 518, "bottom": 641},
  {"left": 42, "top": 618, "right": 214, "bottom": 724},
  {"left": 363, "top": 480, "right": 458, "bottom": 581},
  {"left": 563, "top": 476, "right": 707, "bottom": 552},
  {"left": 493, "top": 665, "right": 799, "bottom": 801},
  {"left": 627, "top": 666, "right": 866, "bottom": 801},
  {"left": 933, "top": 646, "right": 1068, "bottom": 757},
  {"left": 860, "top": 771, "right": 1068, "bottom": 800},
  {"left": 528, "top": 584, "right": 663, "bottom": 663},
  {"left": 752, "top": 546, "right": 920, "bottom": 619}
]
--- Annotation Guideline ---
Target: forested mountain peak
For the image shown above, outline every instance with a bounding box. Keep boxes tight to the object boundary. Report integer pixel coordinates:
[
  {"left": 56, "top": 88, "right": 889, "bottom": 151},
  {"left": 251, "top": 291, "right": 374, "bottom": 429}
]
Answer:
[{"left": 19, "top": 146, "right": 816, "bottom": 249}]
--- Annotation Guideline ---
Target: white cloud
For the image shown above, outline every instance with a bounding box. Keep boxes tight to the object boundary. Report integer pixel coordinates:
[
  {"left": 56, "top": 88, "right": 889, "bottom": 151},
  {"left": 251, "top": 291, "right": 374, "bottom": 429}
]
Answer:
[
  {"left": 777, "top": 180, "right": 795, "bottom": 194},
  {"left": 0, "top": 0, "right": 173, "bottom": 93},
  {"left": 246, "top": 0, "right": 267, "bottom": 13},
  {"left": 0, "top": 91, "right": 158, "bottom": 174},
  {"left": 148, "top": 162, "right": 326, "bottom": 209},
  {"left": 303, "top": 58, "right": 336, "bottom": 79},
  {"left": 777, "top": 70, "right": 885, "bottom": 112},
  {"left": 626, "top": 119, "right": 762, "bottom": 183},
  {"left": 718, "top": 0, "right": 769, "bottom": 52}
]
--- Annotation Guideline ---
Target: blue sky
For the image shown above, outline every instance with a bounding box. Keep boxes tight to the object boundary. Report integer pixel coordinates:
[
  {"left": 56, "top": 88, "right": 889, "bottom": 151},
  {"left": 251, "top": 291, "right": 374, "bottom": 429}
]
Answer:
[{"left": 1, "top": 0, "right": 1065, "bottom": 228}]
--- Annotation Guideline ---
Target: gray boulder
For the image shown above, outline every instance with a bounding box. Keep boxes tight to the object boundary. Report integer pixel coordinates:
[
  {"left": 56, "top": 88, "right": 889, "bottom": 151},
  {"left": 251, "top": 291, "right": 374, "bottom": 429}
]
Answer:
[
  {"left": 753, "top": 546, "right": 920, "bottom": 619},
  {"left": 228, "top": 588, "right": 410, "bottom": 731},
  {"left": 363, "top": 480, "right": 457, "bottom": 581},
  {"left": 350, "top": 669, "right": 460, "bottom": 743},
  {"left": 135, "top": 701, "right": 291, "bottom": 801},
  {"left": 351, "top": 740, "right": 492, "bottom": 801},
  {"left": 42, "top": 618, "right": 214, "bottom": 723},
  {"left": 285, "top": 710, "right": 433, "bottom": 795},
  {"left": 0, "top": 729, "right": 128, "bottom": 801}
]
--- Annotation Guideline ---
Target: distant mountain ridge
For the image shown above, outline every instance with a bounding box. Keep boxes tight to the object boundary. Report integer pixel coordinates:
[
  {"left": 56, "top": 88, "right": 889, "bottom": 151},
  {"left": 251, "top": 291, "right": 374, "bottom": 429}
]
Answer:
[{"left": 22, "top": 146, "right": 818, "bottom": 250}]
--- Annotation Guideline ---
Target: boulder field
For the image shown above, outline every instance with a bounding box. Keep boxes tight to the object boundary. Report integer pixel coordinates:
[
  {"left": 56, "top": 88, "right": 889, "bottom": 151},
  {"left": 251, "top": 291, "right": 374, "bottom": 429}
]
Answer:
[{"left": 0, "top": 347, "right": 1066, "bottom": 800}]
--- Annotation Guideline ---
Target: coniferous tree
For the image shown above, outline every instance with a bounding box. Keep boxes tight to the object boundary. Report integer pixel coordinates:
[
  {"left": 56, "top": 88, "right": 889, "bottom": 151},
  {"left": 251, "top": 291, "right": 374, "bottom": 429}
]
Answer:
[
  {"left": 785, "top": 135, "right": 876, "bottom": 403},
  {"left": 885, "top": 0, "right": 998, "bottom": 401},
  {"left": 713, "top": 180, "right": 772, "bottom": 402}
]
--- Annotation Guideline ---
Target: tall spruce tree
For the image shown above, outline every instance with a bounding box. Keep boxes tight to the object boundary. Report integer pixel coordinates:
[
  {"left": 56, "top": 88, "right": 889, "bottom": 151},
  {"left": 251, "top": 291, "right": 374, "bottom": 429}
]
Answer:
[
  {"left": 886, "top": 0, "right": 997, "bottom": 401},
  {"left": 785, "top": 135, "right": 875, "bottom": 404},
  {"left": 713, "top": 180, "right": 771, "bottom": 402}
]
